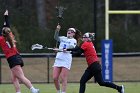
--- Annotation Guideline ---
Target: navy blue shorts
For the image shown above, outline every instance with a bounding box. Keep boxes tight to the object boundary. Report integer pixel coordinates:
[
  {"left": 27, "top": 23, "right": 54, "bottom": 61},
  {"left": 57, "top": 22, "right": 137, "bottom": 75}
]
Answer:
[{"left": 7, "top": 54, "right": 24, "bottom": 69}]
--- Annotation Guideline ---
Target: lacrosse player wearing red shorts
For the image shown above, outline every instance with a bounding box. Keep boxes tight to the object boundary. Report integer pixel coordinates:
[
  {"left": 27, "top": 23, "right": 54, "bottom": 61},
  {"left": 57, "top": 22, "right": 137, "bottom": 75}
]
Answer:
[
  {"left": 67, "top": 32, "right": 125, "bottom": 93},
  {"left": 0, "top": 10, "right": 39, "bottom": 93}
]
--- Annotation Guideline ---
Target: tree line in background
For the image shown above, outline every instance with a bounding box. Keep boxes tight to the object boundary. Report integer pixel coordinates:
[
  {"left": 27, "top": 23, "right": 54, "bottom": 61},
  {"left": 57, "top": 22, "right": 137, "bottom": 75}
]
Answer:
[{"left": 0, "top": 0, "right": 140, "bottom": 53}]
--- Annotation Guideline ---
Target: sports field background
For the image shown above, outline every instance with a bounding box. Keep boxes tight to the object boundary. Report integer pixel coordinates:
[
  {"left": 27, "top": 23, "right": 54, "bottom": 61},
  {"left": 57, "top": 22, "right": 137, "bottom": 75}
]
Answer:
[
  {"left": 0, "top": 56, "right": 140, "bottom": 93},
  {"left": 1, "top": 56, "right": 140, "bottom": 83},
  {"left": 0, "top": 83, "right": 140, "bottom": 93}
]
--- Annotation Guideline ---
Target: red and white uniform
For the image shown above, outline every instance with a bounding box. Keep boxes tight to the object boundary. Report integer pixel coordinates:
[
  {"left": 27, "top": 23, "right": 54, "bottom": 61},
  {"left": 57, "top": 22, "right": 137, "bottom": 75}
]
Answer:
[
  {"left": 81, "top": 41, "right": 99, "bottom": 66},
  {"left": 0, "top": 35, "right": 19, "bottom": 59}
]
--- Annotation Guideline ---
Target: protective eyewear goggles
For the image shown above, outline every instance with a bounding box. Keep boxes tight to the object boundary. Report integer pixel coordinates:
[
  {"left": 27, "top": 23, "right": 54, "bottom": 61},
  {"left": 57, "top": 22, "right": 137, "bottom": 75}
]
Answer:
[{"left": 67, "top": 30, "right": 75, "bottom": 33}]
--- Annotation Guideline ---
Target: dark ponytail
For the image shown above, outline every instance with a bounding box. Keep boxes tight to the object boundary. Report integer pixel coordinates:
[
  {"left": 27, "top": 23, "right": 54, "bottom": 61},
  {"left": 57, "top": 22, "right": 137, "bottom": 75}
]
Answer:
[{"left": 74, "top": 29, "right": 83, "bottom": 46}]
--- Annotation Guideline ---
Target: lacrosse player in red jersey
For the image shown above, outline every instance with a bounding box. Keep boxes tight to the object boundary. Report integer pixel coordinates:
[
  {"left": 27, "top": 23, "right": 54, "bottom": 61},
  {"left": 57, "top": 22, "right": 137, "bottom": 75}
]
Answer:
[
  {"left": 0, "top": 10, "right": 39, "bottom": 93},
  {"left": 67, "top": 32, "right": 125, "bottom": 93},
  {"left": 53, "top": 24, "right": 81, "bottom": 93}
]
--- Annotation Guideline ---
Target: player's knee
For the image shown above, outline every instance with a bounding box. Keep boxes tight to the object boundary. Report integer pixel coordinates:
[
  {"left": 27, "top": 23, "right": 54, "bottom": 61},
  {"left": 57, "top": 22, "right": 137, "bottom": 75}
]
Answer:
[
  {"left": 11, "top": 77, "right": 16, "bottom": 82},
  {"left": 98, "top": 81, "right": 105, "bottom": 86},
  {"left": 61, "top": 77, "right": 67, "bottom": 82},
  {"left": 53, "top": 76, "right": 59, "bottom": 81},
  {"left": 80, "top": 79, "right": 86, "bottom": 85}
]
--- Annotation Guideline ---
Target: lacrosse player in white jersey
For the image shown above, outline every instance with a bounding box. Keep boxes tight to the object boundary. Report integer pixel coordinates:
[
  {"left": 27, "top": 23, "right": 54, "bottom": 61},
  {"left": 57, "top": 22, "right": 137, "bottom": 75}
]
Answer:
[{"left": 53, "top": 24, "right": 81, "bottom": 93}]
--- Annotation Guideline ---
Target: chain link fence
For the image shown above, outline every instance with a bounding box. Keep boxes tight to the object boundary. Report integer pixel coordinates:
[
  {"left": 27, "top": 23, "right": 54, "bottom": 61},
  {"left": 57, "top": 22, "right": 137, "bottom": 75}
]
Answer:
[{"left": 0, "top": 53, "right": 140, "bottom": 84}]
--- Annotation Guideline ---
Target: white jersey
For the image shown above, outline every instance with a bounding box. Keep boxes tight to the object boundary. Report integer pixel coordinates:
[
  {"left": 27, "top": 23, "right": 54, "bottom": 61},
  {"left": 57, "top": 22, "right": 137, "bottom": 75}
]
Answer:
[{"left": 53, "top": 36, "right": 77, "bottom": 69}]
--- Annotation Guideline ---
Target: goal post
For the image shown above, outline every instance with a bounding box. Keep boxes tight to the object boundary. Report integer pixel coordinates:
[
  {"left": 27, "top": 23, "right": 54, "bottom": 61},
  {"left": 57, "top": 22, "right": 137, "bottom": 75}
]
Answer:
[
  {"left": 102, "top": 0, "right": 140, "bottom": 82},
  {"left": 105, "top": 0, "right": 140, "bottom": 40},
  {"left": 108, "top": 10, "right": 140, "bottom": 14}
]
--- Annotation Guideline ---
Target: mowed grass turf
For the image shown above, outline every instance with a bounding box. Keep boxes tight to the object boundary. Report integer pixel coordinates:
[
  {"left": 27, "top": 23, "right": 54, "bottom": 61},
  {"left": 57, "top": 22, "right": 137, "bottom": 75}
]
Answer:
[{"left": 0, "top": 82, "right": 140, "bottom": 93}]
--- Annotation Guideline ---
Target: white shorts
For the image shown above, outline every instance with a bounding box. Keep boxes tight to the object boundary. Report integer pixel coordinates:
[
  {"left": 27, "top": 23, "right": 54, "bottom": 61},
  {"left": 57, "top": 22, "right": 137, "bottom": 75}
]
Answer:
[{"left": 53, "top": 58, "right": 72, "bottom": 70}]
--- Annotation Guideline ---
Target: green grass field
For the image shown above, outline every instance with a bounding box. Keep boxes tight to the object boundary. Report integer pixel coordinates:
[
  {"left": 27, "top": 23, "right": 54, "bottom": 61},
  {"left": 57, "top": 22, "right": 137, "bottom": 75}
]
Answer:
[{"left": 0, "top": 82, "right": 140, "bottom": 93}]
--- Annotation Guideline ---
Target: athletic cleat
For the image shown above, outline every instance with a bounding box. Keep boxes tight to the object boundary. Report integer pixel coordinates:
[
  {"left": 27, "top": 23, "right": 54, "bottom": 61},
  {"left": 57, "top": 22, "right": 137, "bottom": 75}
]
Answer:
[
  {"left": 119, "top": 85, "right": 124, "bottom": 93},
  {"left": 31, "top": 88, "right": 40, "bottom": 93}
]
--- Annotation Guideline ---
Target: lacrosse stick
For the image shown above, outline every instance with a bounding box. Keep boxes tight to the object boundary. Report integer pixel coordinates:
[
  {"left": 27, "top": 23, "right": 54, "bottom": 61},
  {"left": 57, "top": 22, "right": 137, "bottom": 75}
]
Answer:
[
  {"left": 31, "top": 44, "right": 71, "bottom": 52},
  {"left": 55, "top": 5, "right": 66, "bottom": 48}
]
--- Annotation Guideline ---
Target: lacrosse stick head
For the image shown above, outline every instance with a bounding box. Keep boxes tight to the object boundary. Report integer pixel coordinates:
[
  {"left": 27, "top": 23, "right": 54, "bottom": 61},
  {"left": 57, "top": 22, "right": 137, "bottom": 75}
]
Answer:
[
  {"left": 31, "top": 44, "right": 44, "bottom": 50},
  {"left": 56, "top": 6, "right": 66, "bottom": 19}
]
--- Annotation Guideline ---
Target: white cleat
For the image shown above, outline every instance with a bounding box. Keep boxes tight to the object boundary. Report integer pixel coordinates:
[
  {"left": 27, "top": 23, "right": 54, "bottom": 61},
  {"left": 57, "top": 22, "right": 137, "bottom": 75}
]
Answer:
[
  {"left": 120, "top": 85, "right": 124, "bottom": 93},
  {"left": 31, "top": 89, "right": 40, "bottom": 93}
]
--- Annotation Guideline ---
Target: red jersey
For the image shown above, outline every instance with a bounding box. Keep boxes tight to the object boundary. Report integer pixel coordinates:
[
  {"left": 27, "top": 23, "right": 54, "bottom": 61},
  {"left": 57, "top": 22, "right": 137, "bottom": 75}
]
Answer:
[
  {"left": 0, "top": 35, "right": 19, "bottom": 59},
  {"left": 81, "top": 41, "right": 99, "bottom": 66}
]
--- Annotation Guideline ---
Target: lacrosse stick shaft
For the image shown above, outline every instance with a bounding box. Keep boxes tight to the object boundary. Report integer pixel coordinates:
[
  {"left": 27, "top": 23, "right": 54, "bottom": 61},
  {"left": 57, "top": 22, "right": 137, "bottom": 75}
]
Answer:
[{"left": 47, "top": 48, "right": 71, "bottom": 53}]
